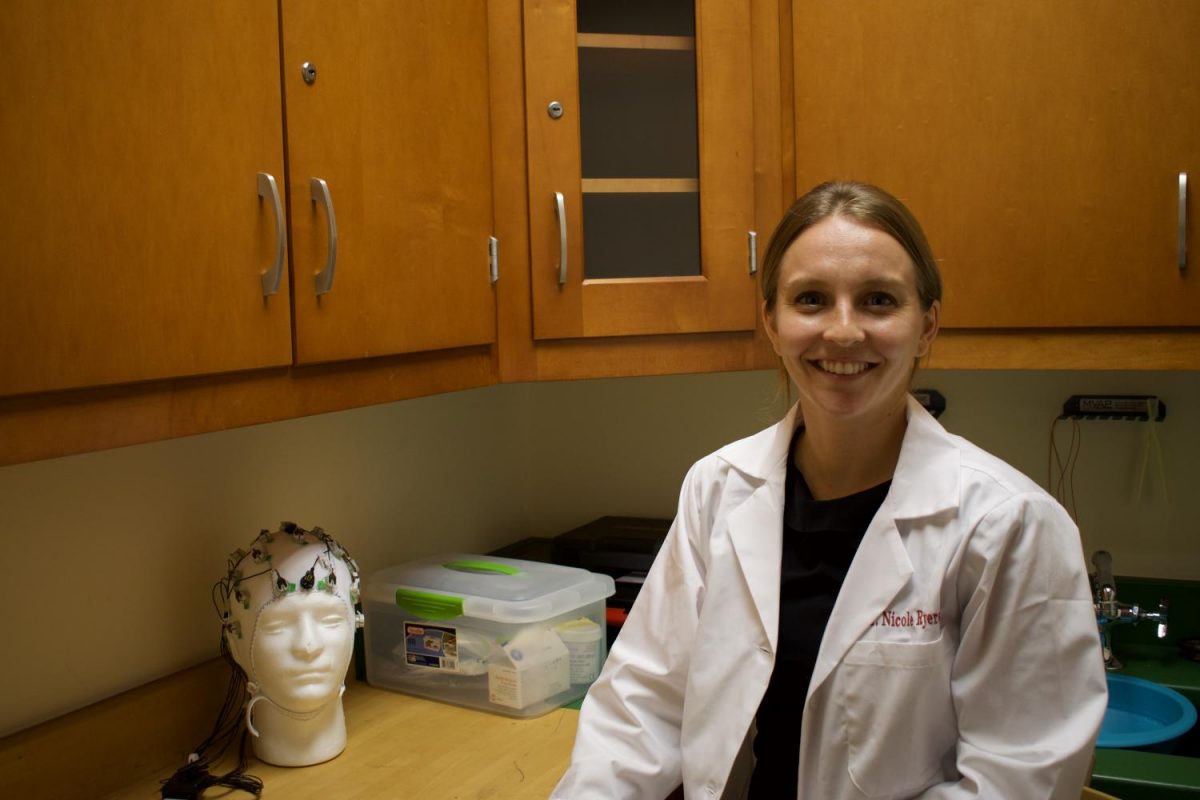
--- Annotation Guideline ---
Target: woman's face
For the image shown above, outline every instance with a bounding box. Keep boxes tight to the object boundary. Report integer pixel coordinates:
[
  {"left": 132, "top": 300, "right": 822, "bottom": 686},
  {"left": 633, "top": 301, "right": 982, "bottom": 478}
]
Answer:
[
  {"left": 763, "top": 215, "right": 939, "bottom": 427},
  {"left": 250, "top": 591, "right": 354, "bottom": 713}
]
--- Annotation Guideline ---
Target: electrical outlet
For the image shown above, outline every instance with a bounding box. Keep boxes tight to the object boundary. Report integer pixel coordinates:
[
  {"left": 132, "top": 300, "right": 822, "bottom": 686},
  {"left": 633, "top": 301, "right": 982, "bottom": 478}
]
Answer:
[{"left": 913, "top": 388, "right": 946, "bottom": 418}]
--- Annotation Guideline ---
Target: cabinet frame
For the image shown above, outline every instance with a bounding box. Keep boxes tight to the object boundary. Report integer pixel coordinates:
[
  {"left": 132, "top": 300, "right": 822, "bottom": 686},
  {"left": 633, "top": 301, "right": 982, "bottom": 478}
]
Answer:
[{"left": 523, "top": 0, "right": 759, "bottom": 340}]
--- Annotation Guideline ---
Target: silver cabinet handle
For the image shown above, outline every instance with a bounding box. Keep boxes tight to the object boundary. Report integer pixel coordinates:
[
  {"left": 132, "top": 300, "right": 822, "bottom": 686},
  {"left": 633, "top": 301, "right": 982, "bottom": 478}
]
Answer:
[
  {"left": 311, "top": 177, "right": 338, "bottom": 295},
  {"left": 555, "top": 191, "right": 568, "bottom": 286},
  {"left": 748, "top": 230, "right": 758, "bottom": 275},
  {"left": 1180, "top": 172, "right": 1189, "bottom": 273},
  {"left": 257, "top": 172, "right": 285, "bottom": 297}
]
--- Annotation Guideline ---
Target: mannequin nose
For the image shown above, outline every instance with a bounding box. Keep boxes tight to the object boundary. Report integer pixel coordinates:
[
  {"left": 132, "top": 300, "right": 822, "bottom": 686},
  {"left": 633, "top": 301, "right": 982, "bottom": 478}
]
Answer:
[{"left": 293, "top": 614, "right": 323, "bottom": 660}]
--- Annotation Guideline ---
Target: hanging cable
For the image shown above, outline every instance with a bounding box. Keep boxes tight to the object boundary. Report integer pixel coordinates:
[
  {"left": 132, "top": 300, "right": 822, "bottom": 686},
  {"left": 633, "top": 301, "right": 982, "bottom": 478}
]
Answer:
[{"left": 1048, "top": 414, "right": 1082, "bottom": 525}]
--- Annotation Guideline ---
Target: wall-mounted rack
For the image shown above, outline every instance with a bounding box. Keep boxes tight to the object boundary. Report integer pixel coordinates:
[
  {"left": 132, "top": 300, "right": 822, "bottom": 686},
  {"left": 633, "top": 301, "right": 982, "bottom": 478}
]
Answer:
[{"left": 1060, "top": 395, "right": 1167, "bottom": 421}]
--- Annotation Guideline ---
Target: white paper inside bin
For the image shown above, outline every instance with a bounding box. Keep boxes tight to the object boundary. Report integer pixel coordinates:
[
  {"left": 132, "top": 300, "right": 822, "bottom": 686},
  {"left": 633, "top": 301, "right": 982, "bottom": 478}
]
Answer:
[{"left": 487, "top": 627, "right": 570, "bottom": 710}]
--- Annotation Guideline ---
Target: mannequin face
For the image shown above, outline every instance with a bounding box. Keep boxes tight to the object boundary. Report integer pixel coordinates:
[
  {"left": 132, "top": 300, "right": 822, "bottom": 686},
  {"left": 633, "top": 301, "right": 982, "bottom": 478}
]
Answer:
[{"left": 248, "top": 591, "right": 355, "bottom": 713}]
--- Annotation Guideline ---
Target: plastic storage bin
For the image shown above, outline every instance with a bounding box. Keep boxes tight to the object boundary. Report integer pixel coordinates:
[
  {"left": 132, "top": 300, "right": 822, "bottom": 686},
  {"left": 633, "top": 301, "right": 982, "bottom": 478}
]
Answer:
[{"left": 363, "top": 554, "right": 615, "bottom": 717}]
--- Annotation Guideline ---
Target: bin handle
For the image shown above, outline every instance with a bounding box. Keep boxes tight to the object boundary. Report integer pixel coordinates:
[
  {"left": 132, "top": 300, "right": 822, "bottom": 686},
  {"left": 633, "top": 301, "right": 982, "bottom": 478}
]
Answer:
[{"left": 443, "top": 560, "right": 521, "bottom": 576}]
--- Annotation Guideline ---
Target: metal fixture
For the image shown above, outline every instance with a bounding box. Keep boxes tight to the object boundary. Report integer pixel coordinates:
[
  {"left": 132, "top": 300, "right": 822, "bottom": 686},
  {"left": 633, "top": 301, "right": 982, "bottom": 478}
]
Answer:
[
  {"left": 547, "top": 100, "right": 564, "bottom": 119},
  {"left": 554, "top": 191, "right": 567, "bottom": 286},
  {"left": 1061, "top": 395, "right": 1166, "bottom": 422},
  {"left": 489, "top": 236, "right": 499, "bottom": 284},
  {"left": 748, "top": 231, "right": 758, "bottom": 275},
  {"left": 256, "top": 172, "right": 285, "bottom": 297},
  {"left": 1092, "top": 550, "right": 1168, "bottom": 671},
  {"left": 310, "top": 177, "right": 337, "bottom": 295},
  {"left": 301, "top": 62, "right": 318, "bottom": 85},
  {"left": 1180, "top": 172, "right": 1188, "bottom": 273}
]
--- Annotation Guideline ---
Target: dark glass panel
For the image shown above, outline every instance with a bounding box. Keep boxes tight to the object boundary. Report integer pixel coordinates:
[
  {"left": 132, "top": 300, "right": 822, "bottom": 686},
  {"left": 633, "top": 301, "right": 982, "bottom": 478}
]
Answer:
[
  {"left": 582, "top": 193, "right": 701, "bottom": 279},
  {"left": 578, "top": 47, "right": 698, "bottom": 179},
  {"left": 576, "top": 0, "right": 694, "bottom": 37}
]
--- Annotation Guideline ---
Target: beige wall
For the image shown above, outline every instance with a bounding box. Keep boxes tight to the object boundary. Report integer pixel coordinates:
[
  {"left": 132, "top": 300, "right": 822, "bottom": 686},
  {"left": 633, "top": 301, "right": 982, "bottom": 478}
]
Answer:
[{"left": 0, "top": 368, "right": 1195, "bottom": 736}]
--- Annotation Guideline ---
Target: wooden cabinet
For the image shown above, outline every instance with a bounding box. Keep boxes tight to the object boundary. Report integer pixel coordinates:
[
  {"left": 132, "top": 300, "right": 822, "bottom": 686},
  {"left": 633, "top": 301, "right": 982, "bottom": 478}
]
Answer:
[
  {"left": 523, "top": 0, "right": 759, "bottom": 339},
  {"left": 0, "top": 0, "right": 497, "bottom": 402},
  {"left": 791, "top": 1, "right": 1200, "bottom": 329},
  {"left": 0, "top": 0, "right": 292, "bottom": 397},
  {"left": 15, "top": 0, "right": 1200, "bottom": 467},
  {"left": 282, "top": 0, "right": 496, "bottom": 363},
  {"left": 0, "top": 0, "right": 500, "bottom": 464}
]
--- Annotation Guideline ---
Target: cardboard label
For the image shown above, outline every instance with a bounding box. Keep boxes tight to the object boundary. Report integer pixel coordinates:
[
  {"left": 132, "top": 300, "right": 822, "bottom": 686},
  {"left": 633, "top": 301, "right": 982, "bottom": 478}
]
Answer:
[
  {"left": 404, "top": 622, "right": 458, "bottom": 671},
  {"left": 487, "top": 628, "right": 569, "bottom": 709}
]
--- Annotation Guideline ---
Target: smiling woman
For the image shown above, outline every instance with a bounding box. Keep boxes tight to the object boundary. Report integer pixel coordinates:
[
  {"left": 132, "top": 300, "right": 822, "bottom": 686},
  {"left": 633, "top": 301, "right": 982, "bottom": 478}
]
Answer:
[
  {"left": 760, "top": 183, "right": 941, "bottom": 500},
  {"left": 764, "top": 215, "right": 939, "bottom": 494},
  {"left": 551, "top": 181, "right": 1107, "bottom": 800}
]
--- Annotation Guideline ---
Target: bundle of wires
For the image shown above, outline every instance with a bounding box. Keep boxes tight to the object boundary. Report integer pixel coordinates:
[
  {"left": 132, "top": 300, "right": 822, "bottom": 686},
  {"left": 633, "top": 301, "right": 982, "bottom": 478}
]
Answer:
[
  {"left": 1048, "top": 414, "right": 1082, "bottom": 524},
  {"left": 159, "top": 610, "right": 263, "bottom": 798}
]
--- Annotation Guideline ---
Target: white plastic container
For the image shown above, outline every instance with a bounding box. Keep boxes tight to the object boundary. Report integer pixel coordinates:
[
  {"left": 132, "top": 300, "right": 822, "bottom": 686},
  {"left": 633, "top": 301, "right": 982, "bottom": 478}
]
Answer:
[{"left": 363, "top": 554, "right": 615, "bottom": 718}]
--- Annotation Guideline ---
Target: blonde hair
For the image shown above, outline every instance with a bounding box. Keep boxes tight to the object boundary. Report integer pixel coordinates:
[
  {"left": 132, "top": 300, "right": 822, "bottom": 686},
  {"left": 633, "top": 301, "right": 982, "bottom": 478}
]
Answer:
[
  {"left": 761, "top": 181, "right": 942, "bottom": 312},
  {"left": 761, "top": 181, "right": 942, "bottom": 403}
]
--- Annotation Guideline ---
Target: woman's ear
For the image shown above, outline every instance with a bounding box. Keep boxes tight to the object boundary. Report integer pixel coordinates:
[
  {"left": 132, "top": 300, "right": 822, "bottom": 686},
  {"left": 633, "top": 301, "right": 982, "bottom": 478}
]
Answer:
[
  {"left": 762, "top": 301, "right": 781, "bottom": 354},
  {"left": 917, "top": 299, "right": 940, "bottom": 358}
]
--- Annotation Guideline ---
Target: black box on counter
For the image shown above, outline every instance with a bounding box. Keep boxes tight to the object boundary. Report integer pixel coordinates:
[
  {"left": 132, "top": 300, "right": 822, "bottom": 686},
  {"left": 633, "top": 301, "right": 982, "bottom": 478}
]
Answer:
[
  {"left": 549, "top": 516, "right": 670, "bottom": 583},
  {"left": 490, "top": 517, "right": 671, "bottom": 649}
]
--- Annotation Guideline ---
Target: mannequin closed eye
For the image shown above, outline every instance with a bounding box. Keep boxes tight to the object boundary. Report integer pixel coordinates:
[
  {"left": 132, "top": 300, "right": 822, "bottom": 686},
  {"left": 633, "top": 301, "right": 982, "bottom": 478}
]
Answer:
[{"left": 256, "top": 594, "right": 351, "bottom": 634}]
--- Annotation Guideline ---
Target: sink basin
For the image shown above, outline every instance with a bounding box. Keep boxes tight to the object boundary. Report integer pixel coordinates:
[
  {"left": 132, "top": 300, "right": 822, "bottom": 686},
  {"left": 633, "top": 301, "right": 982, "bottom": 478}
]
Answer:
[{"left": 1098, "top": 673, "right": 1198, "bottom": 750}]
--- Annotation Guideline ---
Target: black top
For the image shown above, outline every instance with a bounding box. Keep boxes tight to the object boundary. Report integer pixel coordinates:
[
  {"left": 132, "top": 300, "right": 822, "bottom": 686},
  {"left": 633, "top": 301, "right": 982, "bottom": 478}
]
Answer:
[{"left": 747, "top": 434, "right": 891, "bottom": 797}]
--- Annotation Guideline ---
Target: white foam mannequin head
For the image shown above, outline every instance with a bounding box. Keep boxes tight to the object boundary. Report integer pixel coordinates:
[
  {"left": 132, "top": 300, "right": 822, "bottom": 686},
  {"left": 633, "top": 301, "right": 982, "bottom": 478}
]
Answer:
[{"left": 221, "top": 523, "right": 363, "bottom": 767}]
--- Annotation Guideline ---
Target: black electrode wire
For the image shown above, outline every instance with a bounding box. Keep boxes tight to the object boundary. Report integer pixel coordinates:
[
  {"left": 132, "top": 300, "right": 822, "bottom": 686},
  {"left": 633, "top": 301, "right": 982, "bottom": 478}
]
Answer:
[{"left": 161, "top": 619, "right": 263, "bottom": 798}]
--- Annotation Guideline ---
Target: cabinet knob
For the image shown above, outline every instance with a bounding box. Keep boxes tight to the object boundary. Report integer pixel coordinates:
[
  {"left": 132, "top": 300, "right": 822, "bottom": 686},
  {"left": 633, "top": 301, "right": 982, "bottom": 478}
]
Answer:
[{"left": 301, "top": 62, "right": 318, "bottom": 85}]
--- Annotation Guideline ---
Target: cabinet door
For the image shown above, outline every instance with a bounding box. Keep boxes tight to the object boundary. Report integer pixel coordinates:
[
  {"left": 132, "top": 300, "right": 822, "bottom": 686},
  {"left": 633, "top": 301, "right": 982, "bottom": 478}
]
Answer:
[
  {"left": 793, "top": 1, "right": 1200, "bottom": 328},
  {"left": 525, "top": 0, "right": 757, "bottom": 339},
  {"left": 0, "top": 1, "right": 291, "bottom": 397},
  {"left": 283, "top": 1, "right": 497, "bottom": 364}
]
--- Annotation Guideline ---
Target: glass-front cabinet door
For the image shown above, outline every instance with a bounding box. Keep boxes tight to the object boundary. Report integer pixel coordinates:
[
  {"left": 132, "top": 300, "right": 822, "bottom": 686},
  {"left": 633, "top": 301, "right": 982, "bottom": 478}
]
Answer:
[{"left": 524, "top": 0, "right": 756, "bottom": 339}]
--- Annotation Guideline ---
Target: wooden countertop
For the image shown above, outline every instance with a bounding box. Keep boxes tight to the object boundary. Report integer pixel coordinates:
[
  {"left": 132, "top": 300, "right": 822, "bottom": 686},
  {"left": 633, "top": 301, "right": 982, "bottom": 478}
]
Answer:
[{"left": 106, "top": 683, "right": 579, "bottom": 799}]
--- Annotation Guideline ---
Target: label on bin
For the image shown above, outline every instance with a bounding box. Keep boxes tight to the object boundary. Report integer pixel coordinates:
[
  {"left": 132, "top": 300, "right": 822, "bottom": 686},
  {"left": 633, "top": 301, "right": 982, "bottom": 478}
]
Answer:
[{"left": 404, "top": 622, "right": 458, "bottom": 671}]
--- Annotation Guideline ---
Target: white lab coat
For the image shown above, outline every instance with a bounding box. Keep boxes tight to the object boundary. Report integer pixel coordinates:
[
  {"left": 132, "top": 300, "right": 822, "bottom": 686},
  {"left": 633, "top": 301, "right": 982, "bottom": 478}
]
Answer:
[{"left": 552, "top": 395, "right": 1107, "bottom": 800}]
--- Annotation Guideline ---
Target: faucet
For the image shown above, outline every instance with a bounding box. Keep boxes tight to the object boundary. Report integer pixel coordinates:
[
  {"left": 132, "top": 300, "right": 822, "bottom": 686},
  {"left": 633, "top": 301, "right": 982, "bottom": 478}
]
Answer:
[{"left": 1091, "top": 550, "right": 1168, "bottom": 671}]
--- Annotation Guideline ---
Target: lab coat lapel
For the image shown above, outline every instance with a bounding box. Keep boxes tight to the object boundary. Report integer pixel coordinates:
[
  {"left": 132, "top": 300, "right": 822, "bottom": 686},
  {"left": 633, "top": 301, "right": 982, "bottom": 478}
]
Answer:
[
  {"left": 727, "top": 481, "right": 785, "bottom": 651},
  {"left": 805, "top": 396, "right": 959, "bottom": 701},
  {"left": 722, "top": 405, "right": 799, "bottom": 653},
  {"left": 805, "top": 506, "right": 913, "bottom": 701}
]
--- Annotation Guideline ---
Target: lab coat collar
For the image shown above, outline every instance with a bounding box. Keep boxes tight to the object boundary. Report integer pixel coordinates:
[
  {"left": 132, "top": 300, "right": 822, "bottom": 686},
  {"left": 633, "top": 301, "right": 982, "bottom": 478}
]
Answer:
[
  {"left": 889, "top": 394, "right": 960, "bottom": 520},
  {"left": 719, "top": 403, "right": 797, "bottom": 652},
  {"left": 720, "top": 394, "right": 959, "bottom": 515},
  {"left": 719, "top": 394, "right": 960, "bottom": 666},
  {"left": 719, "top": 396, "right": 956, "bottom": 490},
  {"left": 806, "top": 394, "right": 961, "bottom": 701},
  {"left": 719, "top": 402, "right": 800, "bottom": 480}
]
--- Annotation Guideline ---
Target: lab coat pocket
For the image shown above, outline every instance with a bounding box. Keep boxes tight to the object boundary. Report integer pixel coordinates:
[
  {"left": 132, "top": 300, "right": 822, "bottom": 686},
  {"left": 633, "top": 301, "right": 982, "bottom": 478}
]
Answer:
[{"left": 838, "top": 637, "right": 954, "bottom": 799}]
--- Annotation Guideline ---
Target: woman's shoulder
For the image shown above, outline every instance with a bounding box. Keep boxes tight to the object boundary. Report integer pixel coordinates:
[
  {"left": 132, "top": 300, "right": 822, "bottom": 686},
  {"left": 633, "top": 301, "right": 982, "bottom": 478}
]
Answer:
[
  {"left": 951, "top": 433, "right": 1044, "bottom": 495},
  {"left": 942, "top": 431, "right": 1072, "bottom": 528}
]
